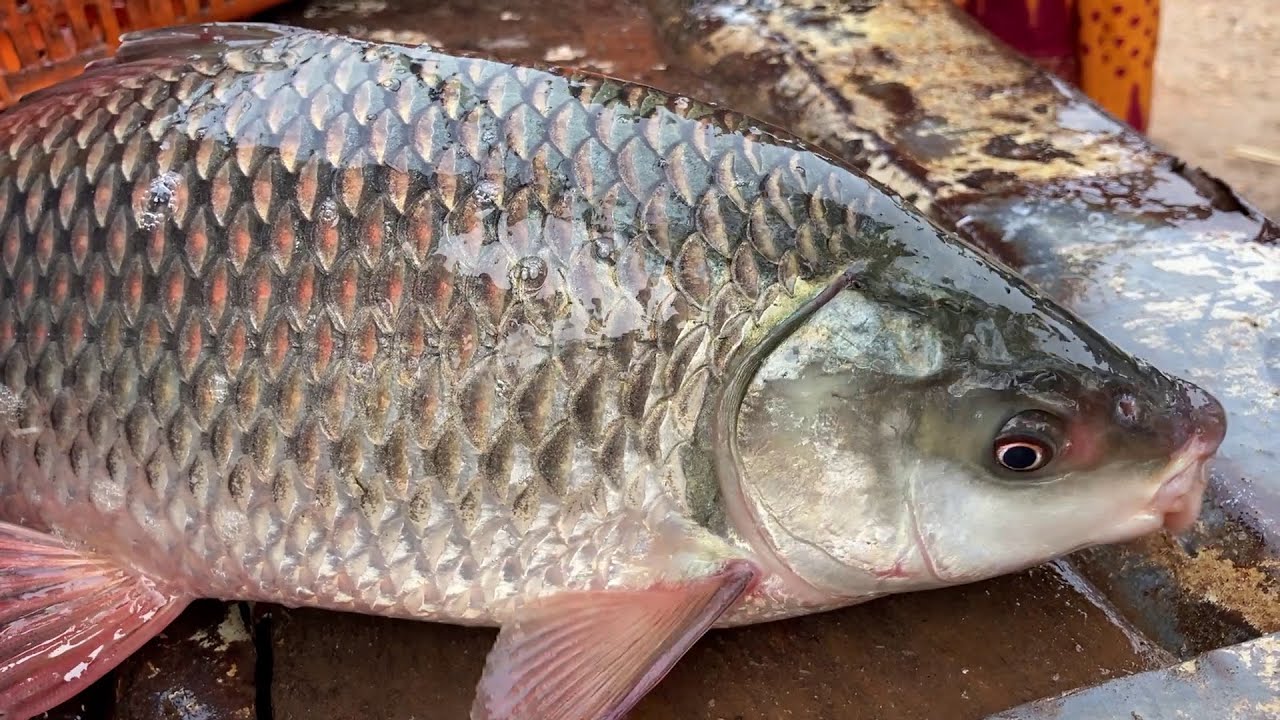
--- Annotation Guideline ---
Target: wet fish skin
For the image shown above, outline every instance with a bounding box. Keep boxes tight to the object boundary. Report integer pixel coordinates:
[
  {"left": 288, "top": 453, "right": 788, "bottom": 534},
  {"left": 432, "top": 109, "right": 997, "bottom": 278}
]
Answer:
[
  {"left": 0, "top": 23, "right": 1225, "bottom": 720},
  {"left": 0, "top": 23, "right": 859, "bottom": 620}
]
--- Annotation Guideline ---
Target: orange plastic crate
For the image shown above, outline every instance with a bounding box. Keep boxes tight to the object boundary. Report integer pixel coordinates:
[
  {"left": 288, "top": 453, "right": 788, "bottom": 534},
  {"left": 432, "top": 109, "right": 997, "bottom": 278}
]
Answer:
[{"left": 0, "top": 0, "right": 288, "bottom": 108}]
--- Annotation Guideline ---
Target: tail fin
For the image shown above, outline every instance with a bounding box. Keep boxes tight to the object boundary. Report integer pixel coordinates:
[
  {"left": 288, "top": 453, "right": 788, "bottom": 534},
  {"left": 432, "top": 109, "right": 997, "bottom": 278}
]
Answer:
[{"left": 0, "top": 522, "right": 189, "bottom": 719}]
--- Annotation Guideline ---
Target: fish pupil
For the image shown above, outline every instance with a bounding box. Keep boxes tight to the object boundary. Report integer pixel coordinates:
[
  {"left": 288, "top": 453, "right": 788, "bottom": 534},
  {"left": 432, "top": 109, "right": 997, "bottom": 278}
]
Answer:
[{"left": 999, "top": 444, "right": 1041, "bottom": 471}]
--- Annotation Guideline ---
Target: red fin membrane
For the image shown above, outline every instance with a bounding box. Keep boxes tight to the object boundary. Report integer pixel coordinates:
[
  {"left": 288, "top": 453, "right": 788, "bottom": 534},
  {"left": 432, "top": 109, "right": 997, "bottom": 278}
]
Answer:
[
  {"left": 0, "top": 522, "right": 188, "bottom": 719},
  {"left": 472, "top": 559, "right": 759, "bottom": 720}
]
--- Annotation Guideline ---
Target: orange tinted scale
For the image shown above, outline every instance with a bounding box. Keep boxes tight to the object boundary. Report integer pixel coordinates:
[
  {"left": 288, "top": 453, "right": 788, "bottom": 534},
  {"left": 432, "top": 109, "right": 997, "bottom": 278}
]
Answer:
[
  {"left": 360, "top": 204, "right": 384, "bottom": 260},
  {"left": 146, "top": 225, "right": 166, "bottom": 271},
  {"left": 35, "top": 220, "right": 54, "bottom": 268},
  {"left": 266, "top": 318, "right": 290, "bottom": 375},
  {"left": 228, "top": 207, "right": 253, "bottom": 271},
  {"left": 164, "top": 267, "right": 186, "bottom": 319},
  {"left": 192, "top": 206, "right": 228, "bottom": 262},
  {"left": 211, "top": 166, "right": 234, "bottom": 224},
  {"left": 293, "top": 264, "right": 314, "bottom": 316},
  {"left": 86, "top": 263, "right": 107, "bottom": 316},
  {"left": 297, "top": 162, "right": 319, "bottom": 219},
  {"left": 50, "top": 263, "right": 70, "bottom": 308},
  {"left": 179, "top": 319, "right": 203, "bottom": 375},
  {"left": 355, "top": 321, "right": 378, "bottom": 365},
  {"left": 28, "top": 313, "right": 49, "bottom": 358},
  {"left": 316, "top": 222, "right": 339, "bottom": 270},
  {"left": 313, "top": 320, "right": 333, "bottom": 376},
  {"left": 404, "top": 317, "right": 425, "bottom": 360},
  {"left": 140, "top": 315, "right": 163, "bottom": 364},
  {"left": 336, "top": 264, "right": 358, "bottom": 326},
  {"left": 0, "top": 309, "right": 13, "bottom": 354},
  {"left": 385, "top": 264, "right": 404, "bottom": 317},
  {"left": 224, "top": 319, "right": 247, "bottom": 375},
  {"left": 207, "top": 264, "right": 229, "bottom": 324},
  {"left": 70, "top": 216, "right": 90, "bottom": 267},
  {"left": 251, "top": 265, "right": 272, "bottom": 326},
  {"left": 2, "top": 223, "right": 20, "bottom": 272},
  {"left": 106, "top": 213, "right": 128, "bottom": 270},
  {"left": 62, "top": 306, "right": 84, "bottom": 358},
  {"left": 15, "top": 266, "right": 36, "bottom": 310},
  {"left": 271, "top": 216, "right": 295, "bottom": 269},
  {"left": 123, "top": 264, "right": 143, "bottom": 317}
]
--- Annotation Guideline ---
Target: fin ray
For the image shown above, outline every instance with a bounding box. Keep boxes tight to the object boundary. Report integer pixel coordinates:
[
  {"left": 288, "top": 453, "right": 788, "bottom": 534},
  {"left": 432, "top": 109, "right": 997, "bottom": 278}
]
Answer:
[
  {"left": 472, "top": 559, "right": 759, "bottom": 720},
  {"left": 0, "top": 522, "right": 189, "bottom": 719}
]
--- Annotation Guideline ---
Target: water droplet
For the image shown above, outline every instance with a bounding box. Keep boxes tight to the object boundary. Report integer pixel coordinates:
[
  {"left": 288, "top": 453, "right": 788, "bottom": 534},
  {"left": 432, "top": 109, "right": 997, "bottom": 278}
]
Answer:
[
  {"left": 319, "top": 199, "right": 340, "bottom": 227},
  {"left": 0, "top": 384, "right": 25, "bottom": 423},
  {"left": 511, "top": 256, "right": 548, "bottom": 292},
  {"left": 136, "top": 171, "right": 182, "bottom": 230},
  {"left": 592, "top": 236, "right": 616, "bottom": 262},
  {"left": 474, "top": 180, "right": 500, "bottom": 205}
]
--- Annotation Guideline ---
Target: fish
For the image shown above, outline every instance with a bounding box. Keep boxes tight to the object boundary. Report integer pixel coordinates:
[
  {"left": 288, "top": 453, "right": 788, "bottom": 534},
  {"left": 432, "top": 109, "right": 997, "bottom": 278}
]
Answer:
[{"left": 0, "top": 22, "right": 1226, "bottom": 720}]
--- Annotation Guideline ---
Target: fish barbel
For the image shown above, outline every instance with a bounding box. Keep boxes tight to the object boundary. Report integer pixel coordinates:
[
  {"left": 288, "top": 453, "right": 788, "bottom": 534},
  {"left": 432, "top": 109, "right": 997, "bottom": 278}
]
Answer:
[{"left": 0, "top": 23, "right": 1225, "bottom": 719}]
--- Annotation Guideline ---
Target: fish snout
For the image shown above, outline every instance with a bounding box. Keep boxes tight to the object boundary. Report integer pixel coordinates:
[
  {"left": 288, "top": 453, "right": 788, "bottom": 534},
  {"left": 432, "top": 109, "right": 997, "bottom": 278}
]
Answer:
[
  {"left": 1171, "top": 378, "right": 1227, "bottom": 457},
  {"left": 1148, "top": 379, "right": 1226, "bottom": 534}
]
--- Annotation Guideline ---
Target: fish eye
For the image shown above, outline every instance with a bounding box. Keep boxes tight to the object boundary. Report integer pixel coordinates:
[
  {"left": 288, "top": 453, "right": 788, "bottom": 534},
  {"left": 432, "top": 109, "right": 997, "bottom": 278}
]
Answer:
[
  {"left": 994, "top": 438, "right": 1052, "bottom": 471},
  {"left": 992, "top": 410, "right": 1063, "bottom": 474}
]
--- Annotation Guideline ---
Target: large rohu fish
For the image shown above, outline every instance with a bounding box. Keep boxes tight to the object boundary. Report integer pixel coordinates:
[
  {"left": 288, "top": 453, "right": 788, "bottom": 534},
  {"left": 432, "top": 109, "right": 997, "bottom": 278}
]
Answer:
[{"left": 0, "top": 23, "right": 1225, "bottom": 719}]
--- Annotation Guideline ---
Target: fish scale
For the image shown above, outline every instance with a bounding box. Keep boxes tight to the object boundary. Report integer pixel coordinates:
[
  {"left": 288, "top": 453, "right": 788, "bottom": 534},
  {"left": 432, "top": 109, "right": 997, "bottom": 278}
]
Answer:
[{"left": 0, "top": 26, "right": 863, "bottom": 626}]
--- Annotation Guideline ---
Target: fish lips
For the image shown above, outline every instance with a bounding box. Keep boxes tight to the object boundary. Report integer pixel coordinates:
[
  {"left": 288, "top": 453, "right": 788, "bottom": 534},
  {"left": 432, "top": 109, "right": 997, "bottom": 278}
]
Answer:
[{"left": 1150, "top": 437, "right": 1218, "bottom": 534}]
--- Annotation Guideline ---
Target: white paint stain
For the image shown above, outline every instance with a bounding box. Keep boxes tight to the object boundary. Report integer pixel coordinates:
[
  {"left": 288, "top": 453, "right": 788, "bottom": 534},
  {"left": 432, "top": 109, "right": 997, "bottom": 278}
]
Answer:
[{"left": 63, "top": 660, "right": 90, "bottom": 681}]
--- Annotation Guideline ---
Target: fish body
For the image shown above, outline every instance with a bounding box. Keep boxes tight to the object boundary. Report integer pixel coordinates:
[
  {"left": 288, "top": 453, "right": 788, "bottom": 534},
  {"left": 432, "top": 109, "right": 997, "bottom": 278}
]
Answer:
[{"left": 0, "top": 24, "right": 1225, "bottom": 719}]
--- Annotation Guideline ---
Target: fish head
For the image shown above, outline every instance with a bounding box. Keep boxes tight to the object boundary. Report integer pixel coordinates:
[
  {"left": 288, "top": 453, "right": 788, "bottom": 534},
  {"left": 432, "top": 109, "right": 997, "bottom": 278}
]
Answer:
[{"left": 724, "top": 253, "right": 1227, "bottom": 601}]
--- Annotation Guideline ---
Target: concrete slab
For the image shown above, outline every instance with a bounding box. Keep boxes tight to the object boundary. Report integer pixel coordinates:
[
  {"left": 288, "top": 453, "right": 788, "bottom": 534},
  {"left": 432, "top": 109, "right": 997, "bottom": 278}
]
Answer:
[
  {"left": 989, "top": 632, "right": 1280, "bottom": 720},
  {"left": 270, "top": 567, "right": 1167, "bottom": 720},
  {"left": 114, "top": 601, "right": 258, "bottom": 720}
]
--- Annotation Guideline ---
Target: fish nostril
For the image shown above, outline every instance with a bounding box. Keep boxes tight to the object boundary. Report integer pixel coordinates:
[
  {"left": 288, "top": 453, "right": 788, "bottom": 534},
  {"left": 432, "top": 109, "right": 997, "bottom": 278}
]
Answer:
[
  {"left": 1114, "top": 392, "right": 1140, "bottom": 426},
  {"left": 1191, "top": 392, "right": 1227, "bottom": 449}
]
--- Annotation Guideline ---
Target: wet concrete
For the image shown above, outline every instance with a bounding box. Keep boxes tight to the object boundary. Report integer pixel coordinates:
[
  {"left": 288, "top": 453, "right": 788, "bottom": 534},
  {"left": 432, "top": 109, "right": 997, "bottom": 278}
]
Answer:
[
  {"left": 988, "top": 631, "right": 1280, "bottom": 720},
  {"left": 113, "top": 602, "right": 257, "bottom": 720},
  {"left": 271, "top": 566, "right": 1165, "bottom": 720},
  {"left": 36, "top": 678, "right": 113, "bottom": 720},
  {"left": 265, "top": 0, "right": 710, "bottom": 96},
  {"left": 31, "top": 0, "right": 1280, "bottom": 717},
  {"left": 37, "top": 602, "right": 257, "bottom": 720}
]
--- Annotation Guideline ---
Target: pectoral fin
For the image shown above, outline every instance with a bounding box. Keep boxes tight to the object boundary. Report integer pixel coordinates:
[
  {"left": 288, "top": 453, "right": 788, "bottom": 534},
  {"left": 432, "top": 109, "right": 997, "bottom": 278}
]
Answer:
[
  {"left": 0, "top": 521, "right": 190, "bottom": 719},
  {"left": 471, "top": 558, "right": 760, "bottom": 720}
]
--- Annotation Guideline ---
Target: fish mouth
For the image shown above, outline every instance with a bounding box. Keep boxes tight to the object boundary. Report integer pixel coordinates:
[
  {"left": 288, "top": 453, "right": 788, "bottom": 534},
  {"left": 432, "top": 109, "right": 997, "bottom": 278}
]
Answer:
[{"left": 1149, "top": 438, "right": 1216, "bottom": 534}]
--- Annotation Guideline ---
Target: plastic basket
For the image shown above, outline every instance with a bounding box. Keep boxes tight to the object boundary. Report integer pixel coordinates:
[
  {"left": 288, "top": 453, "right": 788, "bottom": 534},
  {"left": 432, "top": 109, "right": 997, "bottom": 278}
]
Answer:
[{"left": 0, "top": 0, "right": 288, "bottom": 108}]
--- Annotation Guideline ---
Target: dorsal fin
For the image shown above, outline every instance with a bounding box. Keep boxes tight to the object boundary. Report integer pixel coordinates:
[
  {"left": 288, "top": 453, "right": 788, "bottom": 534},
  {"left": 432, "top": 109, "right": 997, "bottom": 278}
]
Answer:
[
  {"left": 6, "top": 22, "right": 318, "bottom": 109},
  {"left": 90, "top": 22, "right": 314, "bottom": 69}
]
